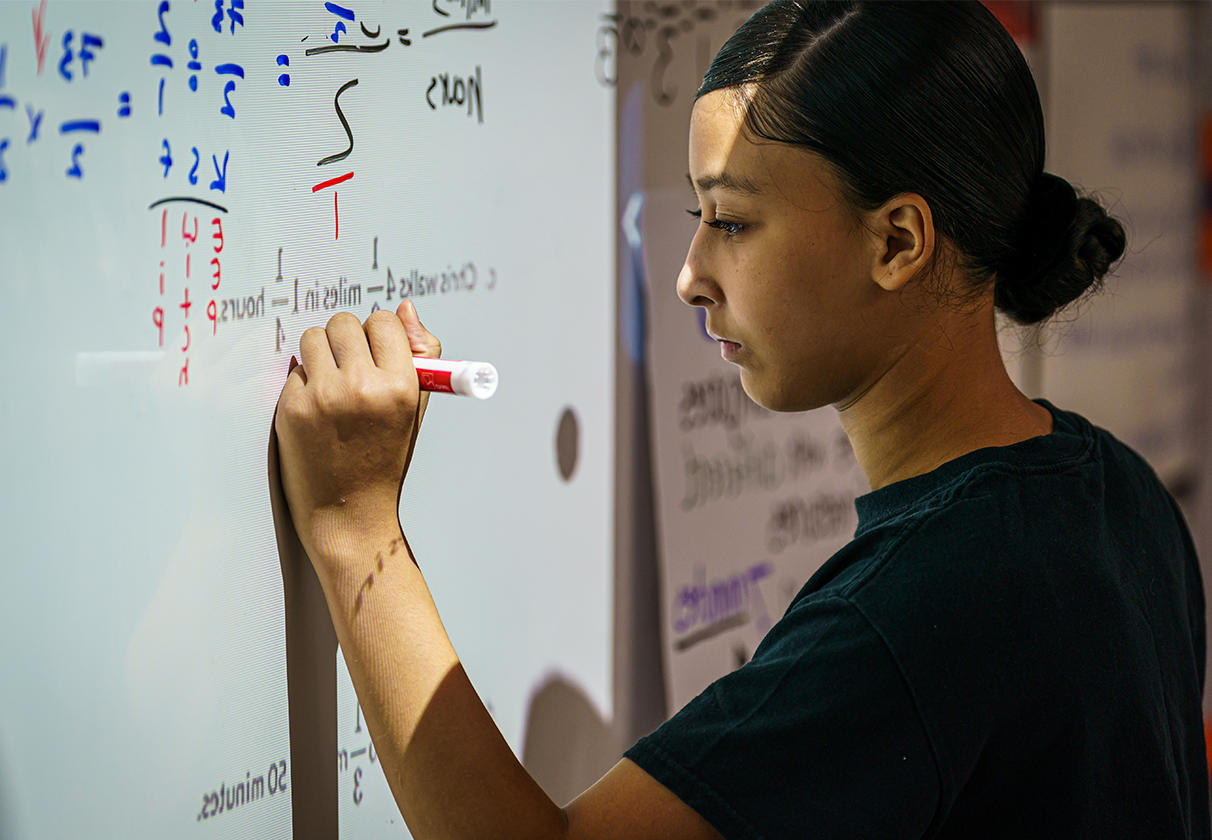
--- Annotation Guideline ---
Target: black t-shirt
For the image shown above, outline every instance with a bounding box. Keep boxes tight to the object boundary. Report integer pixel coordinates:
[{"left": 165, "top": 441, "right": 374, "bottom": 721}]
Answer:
[{"left": 626, "top": 403, "right": 1209, "bottom": 839}]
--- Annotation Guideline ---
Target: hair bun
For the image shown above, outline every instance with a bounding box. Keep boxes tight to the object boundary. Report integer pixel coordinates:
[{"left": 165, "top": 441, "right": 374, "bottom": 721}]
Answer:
[{"left": 995, "top": 176, "right": 1126, "bottom": 325}]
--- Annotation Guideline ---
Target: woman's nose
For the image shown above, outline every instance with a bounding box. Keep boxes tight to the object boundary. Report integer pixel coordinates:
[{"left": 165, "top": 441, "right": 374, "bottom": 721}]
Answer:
[{"left": 677, "top": 228, "right": 720, "bottom": 308}]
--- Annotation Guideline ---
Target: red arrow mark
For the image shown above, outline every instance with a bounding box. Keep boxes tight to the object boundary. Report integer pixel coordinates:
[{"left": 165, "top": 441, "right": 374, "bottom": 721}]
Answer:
[{"left": 31, "top": 0, "right": 50, "bottom": 76}]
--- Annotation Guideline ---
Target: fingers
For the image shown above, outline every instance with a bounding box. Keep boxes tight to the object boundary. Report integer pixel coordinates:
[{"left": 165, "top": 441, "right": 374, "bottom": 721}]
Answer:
[
  {"left": 397, "top": 300, "right": 442, "bottom": 359},
  {"left": 300, "top": 312, "right": 392, "bottom": 379},
  {"left": 325, "top": 311, "right": 372, "bottom": 369},
  {"left": 295, "top": 304, "right": 441, "bottom": 382},
  {"left": 284, "top": 305, "right": 440, "bottom": 489},
  {"left": 298, "top": 324, "right": 338, "bottom": 378},
  {"left": 364, "top": 308, "right": 412, "bottom": 374},
  {"left": 395, "top": 301, "right": 439, "bottom": 468}
]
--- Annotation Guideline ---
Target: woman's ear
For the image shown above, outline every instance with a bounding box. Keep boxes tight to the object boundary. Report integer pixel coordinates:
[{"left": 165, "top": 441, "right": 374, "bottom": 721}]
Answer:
[{"left": 869, "top": 193, "right": 934, "bottom": 292}]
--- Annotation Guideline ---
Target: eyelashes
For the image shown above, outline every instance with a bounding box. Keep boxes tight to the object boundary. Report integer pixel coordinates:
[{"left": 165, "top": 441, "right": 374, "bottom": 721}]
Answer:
[{"left": 687, "top": 208, "right": 744, "bottom": 237}]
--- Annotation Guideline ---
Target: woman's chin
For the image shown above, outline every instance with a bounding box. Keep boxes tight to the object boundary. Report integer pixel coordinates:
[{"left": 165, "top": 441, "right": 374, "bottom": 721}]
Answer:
[{"left": 741, "top": 370, "right": 836, "bottom": 414}]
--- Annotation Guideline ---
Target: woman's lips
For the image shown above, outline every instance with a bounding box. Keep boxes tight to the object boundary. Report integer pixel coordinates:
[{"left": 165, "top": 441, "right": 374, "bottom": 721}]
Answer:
[{"left": 707, "top": 330, "right": 742, "bottom": 362}]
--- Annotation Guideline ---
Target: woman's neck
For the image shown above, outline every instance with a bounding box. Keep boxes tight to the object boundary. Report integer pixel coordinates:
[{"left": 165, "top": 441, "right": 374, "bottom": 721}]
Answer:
[{"left": 836, "top": 303, "right": 1053, "bottom": 492}]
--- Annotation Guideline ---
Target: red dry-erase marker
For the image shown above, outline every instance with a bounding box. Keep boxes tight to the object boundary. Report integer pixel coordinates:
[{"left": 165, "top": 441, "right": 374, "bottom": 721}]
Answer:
[{"left": 413, "top": 358, "right": 498, "bottom": 399}]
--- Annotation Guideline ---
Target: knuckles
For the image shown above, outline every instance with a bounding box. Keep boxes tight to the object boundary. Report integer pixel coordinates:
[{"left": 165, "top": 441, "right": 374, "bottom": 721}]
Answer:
[
  {"left": 327, "top": 311, "right": 362, "bottom": 331},
  {"left": 283, "top": 309, "right": 423, "bottom": 434},
  {"left": 344, "top": 368, "right": 414, "bottom": 414},
  {"left": 365, "top": 308, "right": 399, "bottom": 329},
  {"left": 301, "top": 325, "right": 328, "bottom": 346},
  {"left": 325, "top": 373, "right": 414, "bottom": 418}
]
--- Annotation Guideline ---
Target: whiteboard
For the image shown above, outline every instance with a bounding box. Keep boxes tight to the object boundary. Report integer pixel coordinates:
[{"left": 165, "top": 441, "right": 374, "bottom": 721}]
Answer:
[{"left": 0, "top": 2, "right": 614, "bottom": 837}]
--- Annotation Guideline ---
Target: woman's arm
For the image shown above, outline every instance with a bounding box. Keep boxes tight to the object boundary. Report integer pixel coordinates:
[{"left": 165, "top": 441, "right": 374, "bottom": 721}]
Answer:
[{"left": 274, "top": 304, "right": 723, "bottom": 840}]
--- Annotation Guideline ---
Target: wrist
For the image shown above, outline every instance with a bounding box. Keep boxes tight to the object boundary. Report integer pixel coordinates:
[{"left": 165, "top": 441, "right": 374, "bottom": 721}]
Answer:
[{"left": 301, "top": 497, "right": 405, "bottom": 584}]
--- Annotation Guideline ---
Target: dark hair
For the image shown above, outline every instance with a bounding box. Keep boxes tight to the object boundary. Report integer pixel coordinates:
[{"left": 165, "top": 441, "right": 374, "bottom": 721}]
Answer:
[{"left": 698, "top": 0, "right": 1126, "bottom": 325}]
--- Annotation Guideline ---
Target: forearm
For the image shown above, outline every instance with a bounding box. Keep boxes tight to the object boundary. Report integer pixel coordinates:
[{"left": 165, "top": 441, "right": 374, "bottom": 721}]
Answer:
[
  {"left": 310, "top": 522, "right": 568, "bottom": 840},
  {"left": 275, "top": 308, "right": 721, "bottom": 840}
]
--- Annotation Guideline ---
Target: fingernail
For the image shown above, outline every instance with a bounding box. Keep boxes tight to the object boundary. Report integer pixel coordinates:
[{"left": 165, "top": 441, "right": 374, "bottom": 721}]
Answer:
[
  {"left": 288, "top": 355, "right": 298, "bottom": 372},
  {"left": 406, "top": 300, "right": 417, "bottom": 317}
]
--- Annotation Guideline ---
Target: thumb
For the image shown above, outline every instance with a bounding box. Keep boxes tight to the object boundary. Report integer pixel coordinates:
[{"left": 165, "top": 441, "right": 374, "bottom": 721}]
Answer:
[
  {"left": 397, "top": 300, "right": 442, "bottom": 359},
  {"left": 395, "top": 300, "right": 437, "bottom": 476}
]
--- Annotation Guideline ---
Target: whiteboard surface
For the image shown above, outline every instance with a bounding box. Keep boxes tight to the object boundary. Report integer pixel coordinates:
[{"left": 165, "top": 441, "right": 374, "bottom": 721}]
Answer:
[{"left": 0, "top": 2, "right": 614, "bottom": 836}]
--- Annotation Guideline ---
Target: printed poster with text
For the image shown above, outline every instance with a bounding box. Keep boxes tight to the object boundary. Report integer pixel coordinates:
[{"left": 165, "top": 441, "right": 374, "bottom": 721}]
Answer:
[{"left": 641, "top": 190, "right": 868, "bottom": 712}]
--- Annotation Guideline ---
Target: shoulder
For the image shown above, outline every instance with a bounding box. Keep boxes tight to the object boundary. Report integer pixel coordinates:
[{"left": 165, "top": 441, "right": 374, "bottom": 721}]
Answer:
[
  {"left": 782, "top": 401, "right": 1203, "bottom": 764},
  {"left": 805, "top": 402, "right": 1189, "bottom": 609},
  {"left": 784, "top": 401, "right": 1195, "bottom": 704}
]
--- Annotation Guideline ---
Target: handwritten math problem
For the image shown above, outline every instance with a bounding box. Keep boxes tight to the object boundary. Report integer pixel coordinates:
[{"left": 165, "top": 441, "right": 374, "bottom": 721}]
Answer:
[
  {"left": 151, "top": 16, "right": 505, "bottom": 388},
  {"left": 150, "top": 204, "right": 226, "bottom": 386},
  {"left": 0, "top": 0, "right": 610, "bottom": 391},
  {"left": 0, "top": 0, "right": 130, "bottom": 182},
  {"left": 2, "top": 4, "right": 618, "bottom": 834},
  {"left": 269, "top": 239, "right": 498, "bottom": 355},
  {"left": 339, "top": 702, "right": 378, "bottom": 808},
  {"left": 155, "top": 0, "right": 502, "bottom": 384},
  {"left": 284, "top": 0, "right": 498, "bottom": 241}
]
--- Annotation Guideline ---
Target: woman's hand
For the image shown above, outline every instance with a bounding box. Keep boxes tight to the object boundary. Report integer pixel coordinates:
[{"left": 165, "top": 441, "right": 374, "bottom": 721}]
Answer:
[
  {"left": 271, "top": 301, "right": 727, "bottom": 840},
  {"left": 274, "top": 300, "right": 441, "bottom": 571}
]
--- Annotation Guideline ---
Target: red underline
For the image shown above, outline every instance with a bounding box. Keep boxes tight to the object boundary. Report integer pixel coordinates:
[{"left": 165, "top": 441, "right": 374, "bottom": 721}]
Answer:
[{"left": 312, "top": 171, "right": 353, "bottom": 192}]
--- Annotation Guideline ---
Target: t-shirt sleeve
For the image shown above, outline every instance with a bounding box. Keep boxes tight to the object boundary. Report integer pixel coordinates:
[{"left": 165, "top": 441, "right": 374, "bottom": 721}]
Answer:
[{"left": 625, "top": 596, "right": 939, "bottom": 840}]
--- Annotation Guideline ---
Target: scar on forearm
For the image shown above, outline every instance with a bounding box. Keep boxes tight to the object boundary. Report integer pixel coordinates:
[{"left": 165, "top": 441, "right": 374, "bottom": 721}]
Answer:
[{"left": 351, "top": 536, "right": 406, "bottom": 622}]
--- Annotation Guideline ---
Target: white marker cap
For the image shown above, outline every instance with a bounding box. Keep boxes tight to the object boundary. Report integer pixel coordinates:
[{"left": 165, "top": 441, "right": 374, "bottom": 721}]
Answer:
[{"left": 414, "top": 358, "right": 498, "bottom": 399}]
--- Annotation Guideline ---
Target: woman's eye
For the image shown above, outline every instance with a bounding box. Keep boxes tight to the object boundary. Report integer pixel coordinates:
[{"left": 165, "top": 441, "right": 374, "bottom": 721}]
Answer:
[
  {"left": 706, "top": 218, "right": 744, "bottom": 236},
  {"left": 686, "top": 208, "right": 744, "bottom": 237}
]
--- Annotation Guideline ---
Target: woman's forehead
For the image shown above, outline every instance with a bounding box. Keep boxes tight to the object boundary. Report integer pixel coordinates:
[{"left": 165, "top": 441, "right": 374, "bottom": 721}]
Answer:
[
  {"left": 690, "top": 95, "right": 842, "bottom": 211},
  {"left": 689, "top": 91, "right": 771, "bottom": 193}
]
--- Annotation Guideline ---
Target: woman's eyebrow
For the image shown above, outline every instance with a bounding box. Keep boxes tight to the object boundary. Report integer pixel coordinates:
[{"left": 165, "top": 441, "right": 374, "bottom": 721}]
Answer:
[{"left": 686, "top": 171, "right": 764, "bottom": 196}]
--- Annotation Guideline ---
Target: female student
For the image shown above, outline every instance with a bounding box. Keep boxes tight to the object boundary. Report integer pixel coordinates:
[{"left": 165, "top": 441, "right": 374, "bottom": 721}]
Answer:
[{"left": 274, "top": 1, "right": 1210, "bottom": 836}]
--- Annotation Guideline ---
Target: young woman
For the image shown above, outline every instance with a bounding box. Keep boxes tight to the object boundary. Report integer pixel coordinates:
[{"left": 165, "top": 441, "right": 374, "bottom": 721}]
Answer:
[{"left": 274, "top": 1, "right": 1209, "bottom": 837}]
